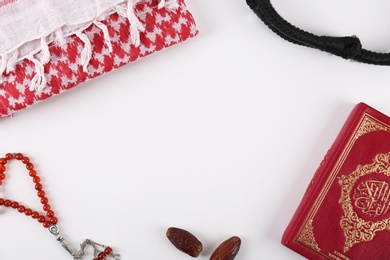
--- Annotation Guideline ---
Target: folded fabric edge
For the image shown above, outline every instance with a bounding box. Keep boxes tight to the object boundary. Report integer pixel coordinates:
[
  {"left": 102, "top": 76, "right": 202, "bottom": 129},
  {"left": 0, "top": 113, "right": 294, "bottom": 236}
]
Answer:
[
  {"left": 0, "top": 0, "right": 198, "bottom": 118},
  {"left": 0, "top": 0, "right": 179, "bottom": 91}
]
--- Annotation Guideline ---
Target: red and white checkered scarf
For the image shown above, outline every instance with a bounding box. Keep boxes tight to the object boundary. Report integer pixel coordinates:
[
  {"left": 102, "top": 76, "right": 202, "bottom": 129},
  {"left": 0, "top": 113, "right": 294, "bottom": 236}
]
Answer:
[{"left": 0, "top": 0, "right": 197, "bottom": 117}]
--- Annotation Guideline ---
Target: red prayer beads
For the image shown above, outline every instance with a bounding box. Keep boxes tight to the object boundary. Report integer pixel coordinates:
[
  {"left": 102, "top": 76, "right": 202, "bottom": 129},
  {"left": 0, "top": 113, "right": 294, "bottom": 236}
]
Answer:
[
  {"left": 0, "top": 153, "right": 120, "bottom": 259},
  {"left": 92, "top": 247, "right": 114, "bottom": 260},
  {"left": 0, "top": 153, "right": 58, "bottom": 229}
]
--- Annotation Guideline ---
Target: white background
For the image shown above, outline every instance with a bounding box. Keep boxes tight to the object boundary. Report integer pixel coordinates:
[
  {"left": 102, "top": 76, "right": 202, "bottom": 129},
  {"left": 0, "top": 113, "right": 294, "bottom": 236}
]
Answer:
[{"left": 1, "top": 0, "right": 390, "bottom": 259}]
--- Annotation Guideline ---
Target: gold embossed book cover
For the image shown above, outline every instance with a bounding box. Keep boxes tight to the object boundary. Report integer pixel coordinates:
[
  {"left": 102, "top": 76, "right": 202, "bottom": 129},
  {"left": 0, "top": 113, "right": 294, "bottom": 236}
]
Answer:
[{"left": 282, "top": 103, "right": 390, "bottom": 260}]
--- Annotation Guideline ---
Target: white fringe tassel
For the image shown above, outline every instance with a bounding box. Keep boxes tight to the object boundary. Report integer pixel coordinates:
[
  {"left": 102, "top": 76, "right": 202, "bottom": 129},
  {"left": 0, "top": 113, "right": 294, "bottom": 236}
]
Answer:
[
  {"left": 27, "top": 55, "right": 46, "bottom": 92},
  {"left": 114, "top": 4, "right": 127, "bottom": 18},
  {"left": 0, "top": 53, "right": 8, "bottom": 76},
  {"left": 127, "top": 0, "right": 145, "bottom": 46},
  {"left": 93, "top": 21, "right": 113, "bottom": 52},
  {"left": 158, "top": 0, "right": 165, "bottom": 9},
  {"left": 54, "top": 28, "right": 67, "bottom": 46},
  {"left": 0, "top": 53, "right": 6, "bottom": 84},
  {"left": 6, "top": 49, "right": 19, "bottom": 73},
  {"left": 158, "top": 0, "right": 179, "bottom": 10},
  {"left": 40, "top": 37, "right": 50, "bottom": 64},
  {"left": 76, "top": 32, "right": 92, "bottom": 72}
]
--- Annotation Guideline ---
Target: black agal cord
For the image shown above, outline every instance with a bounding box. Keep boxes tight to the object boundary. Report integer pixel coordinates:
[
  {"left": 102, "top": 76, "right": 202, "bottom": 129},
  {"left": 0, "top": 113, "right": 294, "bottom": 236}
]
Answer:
[{"left": 246, "top": 0, "right": 390, "bottom": 65}]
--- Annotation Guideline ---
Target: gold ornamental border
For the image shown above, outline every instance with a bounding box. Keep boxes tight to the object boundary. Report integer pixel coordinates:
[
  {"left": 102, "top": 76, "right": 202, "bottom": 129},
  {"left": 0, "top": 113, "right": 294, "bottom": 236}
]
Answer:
[
  {"left": 296, "top": 220, "right": 321, "bottom": 252},
  {"left": 339, "top": 153, "right": 390, "bottom": 252},
  {"left": 295, "top": 113, "right": 390, "bottom": 258}
]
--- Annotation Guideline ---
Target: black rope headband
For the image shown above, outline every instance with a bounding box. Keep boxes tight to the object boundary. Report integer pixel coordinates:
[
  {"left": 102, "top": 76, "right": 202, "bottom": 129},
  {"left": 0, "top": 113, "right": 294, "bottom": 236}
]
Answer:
[{"left": 246, "top": 0, "right": 390, "bottom": 65}]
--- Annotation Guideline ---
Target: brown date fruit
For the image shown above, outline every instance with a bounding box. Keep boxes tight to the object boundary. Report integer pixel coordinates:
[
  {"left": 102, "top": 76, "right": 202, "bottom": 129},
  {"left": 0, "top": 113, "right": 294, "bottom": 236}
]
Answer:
[
  {"left": 166, "top": 227, "right": 203, "bottom": 257},
  {"left": 209, "top": 236, "right": 241, "bottom": 260}
]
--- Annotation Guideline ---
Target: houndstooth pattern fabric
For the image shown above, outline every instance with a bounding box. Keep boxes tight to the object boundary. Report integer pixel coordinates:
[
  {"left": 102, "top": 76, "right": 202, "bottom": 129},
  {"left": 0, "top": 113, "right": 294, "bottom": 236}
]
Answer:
[{"left": 0, "top": 0, "right": 198, "bottom": 117}]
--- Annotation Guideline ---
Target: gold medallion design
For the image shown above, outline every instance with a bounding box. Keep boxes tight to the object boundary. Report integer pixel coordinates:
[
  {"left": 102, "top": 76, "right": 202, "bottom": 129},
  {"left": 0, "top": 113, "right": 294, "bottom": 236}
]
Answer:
[
  {"left": 339, "top": 153, "right": 390, "bottom": 252},
  {"left": 354, "top": 179, "right": 390, "bottom": 217}
]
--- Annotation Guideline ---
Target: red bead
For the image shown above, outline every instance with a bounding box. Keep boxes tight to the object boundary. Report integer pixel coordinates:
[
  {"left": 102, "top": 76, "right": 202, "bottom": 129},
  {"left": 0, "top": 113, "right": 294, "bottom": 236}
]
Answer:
[
  {"left": 38, "top": 216, "right": 45, "bottom": 223},
  {"left": 15, "top": 153, "right": 23, "bottom": 160},
  {"left": 43, "top": 204, "right": 51, "bottom": 211},
  {"left": 0, "top": 198, "right": 4, "bottom": 205},
  {"left": 37, "top": 190, "right": 45, "bottom": 198},
  {"left": 46, "top": 210, "right": 55, "bottom": 217},
  {"left": 0, "top": 158, "right": 6, "bottom": 165},
  {"left": 0, "top": 165, "right": 5, "bottom": 172},
  {"left": 25, "top": 209, "right": 32, "bottom": 216},
  {"left": 33, "top": 176, "right": 41, "bottom": 183},
  {"left": 40, "top": 197, "right": 48, "bottom": 204},
  {"left": 4, "top": 200, "right": 11, "bottom": 207},
  {"left": 43, "top": 221, "right": 51, "bottom": 228},
  {"left": 22, "top": 157, "right": 30, "bottom": 164},
  {"left": 26, "top": 163, "right": 34, "bottom": 170},
  {"left": 31, "top": 212, "right": 39, "bottom": 219},
  {"left": 29, "top": 170, "right": 37, "bottom": 177},
  {"left": 35, "top": 183, "right": 42, "bottom": 190},
  {"left": 49, "top": 217, "right": 58, "bottom": 225},
  {"left": 5, "top": 153, "right": 13, "bottom": 160},
  {"left": 98, "top": 252, "right": 106, "bottom": 259},
  {"left": 104, "top": 247, "right": 113, "bottom": 255},
  {"left": 11, "top": 201, "right": 19, "bottom": 209},
  {"left": 0, "top": 173, "right": 5, "bottom": 180},
  {"left": 18, "top": 205, "right": 26, "bottom": 213}
]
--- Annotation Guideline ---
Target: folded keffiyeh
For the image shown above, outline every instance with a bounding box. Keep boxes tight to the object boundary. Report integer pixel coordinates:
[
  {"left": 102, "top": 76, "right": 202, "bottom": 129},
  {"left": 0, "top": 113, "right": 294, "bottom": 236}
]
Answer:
[{"left": 0, "top": 0, "right": 198, "bottom": 117}]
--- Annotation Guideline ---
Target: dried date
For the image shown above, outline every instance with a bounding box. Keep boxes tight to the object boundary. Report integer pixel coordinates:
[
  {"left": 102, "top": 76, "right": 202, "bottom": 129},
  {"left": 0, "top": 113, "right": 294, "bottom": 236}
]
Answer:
[
  {"left": 166, "top": 227, "right": 203, "bottom": 257},
  {"left": 209, "top": 236, "right": 241, "bottom": 260}
]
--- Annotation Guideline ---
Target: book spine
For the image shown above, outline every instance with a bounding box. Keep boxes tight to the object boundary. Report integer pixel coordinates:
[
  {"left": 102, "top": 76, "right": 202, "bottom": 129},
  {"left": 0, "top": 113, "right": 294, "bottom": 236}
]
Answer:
[{"left": 281, "top": 103, "right": 368, "bottom": 248}]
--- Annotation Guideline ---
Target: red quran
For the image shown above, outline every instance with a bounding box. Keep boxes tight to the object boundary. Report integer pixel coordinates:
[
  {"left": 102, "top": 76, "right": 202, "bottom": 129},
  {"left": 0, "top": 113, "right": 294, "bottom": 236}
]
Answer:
[{"left": 282, "top": 103, "right": 390, "bottom": 260}]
